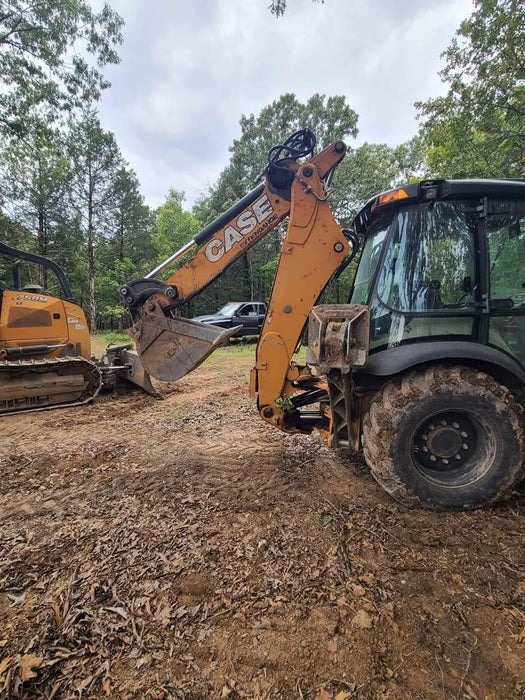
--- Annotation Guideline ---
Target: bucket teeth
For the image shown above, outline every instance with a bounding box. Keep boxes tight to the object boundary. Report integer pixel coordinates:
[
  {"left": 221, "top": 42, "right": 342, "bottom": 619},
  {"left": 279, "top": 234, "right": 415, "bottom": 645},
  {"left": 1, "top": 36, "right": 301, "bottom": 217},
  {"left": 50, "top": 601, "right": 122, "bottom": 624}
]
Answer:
[{"left": 132, "top": 312, "right": 240, "bottom": 382}]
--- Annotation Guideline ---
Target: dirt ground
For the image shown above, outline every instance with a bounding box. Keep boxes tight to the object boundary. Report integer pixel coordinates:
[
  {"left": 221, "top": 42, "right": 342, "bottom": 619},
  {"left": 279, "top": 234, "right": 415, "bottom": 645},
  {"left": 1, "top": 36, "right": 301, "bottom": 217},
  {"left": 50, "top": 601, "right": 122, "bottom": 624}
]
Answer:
[{"left": 1, "top": 346, "right": 524, "bottom": 699}]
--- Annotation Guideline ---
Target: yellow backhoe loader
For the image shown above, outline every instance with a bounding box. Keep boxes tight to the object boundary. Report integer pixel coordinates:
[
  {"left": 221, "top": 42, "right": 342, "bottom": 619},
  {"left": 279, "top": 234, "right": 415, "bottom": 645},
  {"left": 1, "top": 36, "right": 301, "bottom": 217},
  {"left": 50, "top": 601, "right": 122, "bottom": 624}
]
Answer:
[
  {"left": 0, "top": 242, "right": 155, "bottom": 415},
  {"left": 122, "top": 129, "right": 525, "bottom": 510}
]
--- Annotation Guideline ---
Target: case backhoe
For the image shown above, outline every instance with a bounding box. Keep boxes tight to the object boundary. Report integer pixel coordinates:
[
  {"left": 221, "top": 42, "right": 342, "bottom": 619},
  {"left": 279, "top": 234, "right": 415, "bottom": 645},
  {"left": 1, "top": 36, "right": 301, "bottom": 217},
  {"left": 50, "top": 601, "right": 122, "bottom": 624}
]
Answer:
[{"left": 122, "top": 130, "right": 525, "bottom": 510}]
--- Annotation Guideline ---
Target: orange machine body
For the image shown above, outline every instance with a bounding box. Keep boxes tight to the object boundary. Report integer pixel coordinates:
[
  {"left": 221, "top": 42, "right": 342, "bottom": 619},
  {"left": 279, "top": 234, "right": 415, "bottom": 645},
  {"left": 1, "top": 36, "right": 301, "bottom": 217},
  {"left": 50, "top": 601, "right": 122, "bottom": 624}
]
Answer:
[{"left": 0, "top": 290, "right": 91, "bottom": 360}]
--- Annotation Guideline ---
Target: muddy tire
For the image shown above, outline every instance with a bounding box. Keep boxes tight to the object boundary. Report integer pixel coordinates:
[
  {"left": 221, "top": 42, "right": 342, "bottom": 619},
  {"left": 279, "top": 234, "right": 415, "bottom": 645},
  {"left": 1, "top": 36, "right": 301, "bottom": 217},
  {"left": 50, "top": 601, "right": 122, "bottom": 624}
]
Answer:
[{"left": 362, "top": 365, "right": 525, "bottom": 510}]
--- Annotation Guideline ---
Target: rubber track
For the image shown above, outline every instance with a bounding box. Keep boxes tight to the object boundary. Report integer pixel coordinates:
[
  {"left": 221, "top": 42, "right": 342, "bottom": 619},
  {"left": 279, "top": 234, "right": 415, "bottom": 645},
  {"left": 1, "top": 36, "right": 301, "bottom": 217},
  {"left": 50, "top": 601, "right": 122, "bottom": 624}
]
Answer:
[
  {"left": 0, "top": 357, "right": 102, "bottom": 416},
  {"left": 361, "top": 365, "right": 525, "bottom": 509}
]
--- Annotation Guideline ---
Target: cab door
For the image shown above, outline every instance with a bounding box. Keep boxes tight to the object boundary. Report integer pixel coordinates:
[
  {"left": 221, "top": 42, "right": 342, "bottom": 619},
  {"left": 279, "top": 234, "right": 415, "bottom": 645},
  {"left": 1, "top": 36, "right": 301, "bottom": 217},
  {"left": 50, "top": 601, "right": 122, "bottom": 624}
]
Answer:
[{"left": 486, "top": 198, "right": 525, "bottom": 370}]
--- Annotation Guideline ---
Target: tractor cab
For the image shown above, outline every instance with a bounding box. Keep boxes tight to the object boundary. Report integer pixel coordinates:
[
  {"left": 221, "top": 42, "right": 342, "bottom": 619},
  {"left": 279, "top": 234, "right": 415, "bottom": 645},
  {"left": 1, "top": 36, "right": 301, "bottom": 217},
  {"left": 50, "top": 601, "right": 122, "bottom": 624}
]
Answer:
[{"left": 351, "top": 179, "right": 525, "bottom": 387}]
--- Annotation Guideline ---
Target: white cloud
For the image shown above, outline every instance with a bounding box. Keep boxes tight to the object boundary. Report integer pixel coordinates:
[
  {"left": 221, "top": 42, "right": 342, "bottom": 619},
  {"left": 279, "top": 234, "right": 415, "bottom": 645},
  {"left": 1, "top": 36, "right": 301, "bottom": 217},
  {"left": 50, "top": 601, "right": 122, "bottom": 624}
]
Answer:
[{"left": 98, "top": 0, "right": 472, "bottom": 209}]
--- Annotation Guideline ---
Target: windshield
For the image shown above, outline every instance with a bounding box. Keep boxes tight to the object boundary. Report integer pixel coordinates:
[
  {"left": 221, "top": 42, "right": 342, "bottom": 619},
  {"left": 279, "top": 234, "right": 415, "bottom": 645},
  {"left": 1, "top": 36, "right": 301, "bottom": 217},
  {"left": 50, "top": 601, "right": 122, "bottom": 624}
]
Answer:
[
  {"left": 217, "top": 303, "right": 241, "bottom": 316},
  {"left": 350, "top": 218, "right": 390, "bottom": 304}
]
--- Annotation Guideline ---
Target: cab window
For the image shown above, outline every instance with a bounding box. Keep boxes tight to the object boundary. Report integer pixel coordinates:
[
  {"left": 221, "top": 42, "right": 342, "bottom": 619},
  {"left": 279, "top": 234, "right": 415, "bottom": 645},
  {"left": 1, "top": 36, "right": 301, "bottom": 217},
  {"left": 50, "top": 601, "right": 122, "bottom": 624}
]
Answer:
[{"left": 376, "top": 201, "right": 477, "bottom": 313}]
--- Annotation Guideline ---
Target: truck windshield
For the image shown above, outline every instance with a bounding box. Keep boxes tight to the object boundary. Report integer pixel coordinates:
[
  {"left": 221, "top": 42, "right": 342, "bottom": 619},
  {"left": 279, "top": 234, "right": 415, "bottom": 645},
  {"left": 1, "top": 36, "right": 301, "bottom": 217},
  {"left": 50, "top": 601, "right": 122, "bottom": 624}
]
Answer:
[{"left": 217, "top": 303, "right": 240, "bottom": 316}]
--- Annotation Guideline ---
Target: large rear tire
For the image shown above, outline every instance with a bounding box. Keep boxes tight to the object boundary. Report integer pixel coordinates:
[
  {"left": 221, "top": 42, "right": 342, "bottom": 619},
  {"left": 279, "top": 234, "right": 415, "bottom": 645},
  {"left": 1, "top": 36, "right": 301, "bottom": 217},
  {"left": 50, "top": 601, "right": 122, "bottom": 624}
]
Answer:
[{"left": 362, "top": 365, "right": 525, "bottom": 510}]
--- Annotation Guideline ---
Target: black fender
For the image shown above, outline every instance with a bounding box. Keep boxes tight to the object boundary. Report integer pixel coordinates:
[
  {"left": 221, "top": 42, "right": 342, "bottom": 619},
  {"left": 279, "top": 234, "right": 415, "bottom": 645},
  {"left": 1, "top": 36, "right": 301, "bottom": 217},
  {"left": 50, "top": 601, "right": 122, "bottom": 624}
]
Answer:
[{"left": 356, "top": 341, "right": 525, "bottom": 400}]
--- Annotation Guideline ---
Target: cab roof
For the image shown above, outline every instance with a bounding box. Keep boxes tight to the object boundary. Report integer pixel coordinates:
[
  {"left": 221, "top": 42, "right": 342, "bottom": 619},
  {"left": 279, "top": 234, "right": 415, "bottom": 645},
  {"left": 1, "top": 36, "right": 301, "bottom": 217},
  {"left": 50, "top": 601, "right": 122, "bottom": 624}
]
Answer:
[{"left": 353, "top": 178, "right": 525, "bottom": 234}]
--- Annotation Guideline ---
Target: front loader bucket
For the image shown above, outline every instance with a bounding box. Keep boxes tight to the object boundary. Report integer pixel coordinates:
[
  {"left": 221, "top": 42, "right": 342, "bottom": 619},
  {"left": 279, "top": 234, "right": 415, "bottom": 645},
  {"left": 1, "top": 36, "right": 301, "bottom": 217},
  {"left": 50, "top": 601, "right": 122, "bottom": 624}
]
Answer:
[{"left": 130, "top": 311, "right": 240, "bottom": 382}]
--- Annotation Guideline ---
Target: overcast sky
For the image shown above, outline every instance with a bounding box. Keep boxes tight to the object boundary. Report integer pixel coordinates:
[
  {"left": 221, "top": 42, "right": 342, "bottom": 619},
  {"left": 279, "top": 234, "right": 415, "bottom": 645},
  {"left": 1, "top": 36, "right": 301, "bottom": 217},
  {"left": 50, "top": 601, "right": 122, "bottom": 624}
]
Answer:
[{"left": 97, "top": 0, "right": 473, "bottom": 210}]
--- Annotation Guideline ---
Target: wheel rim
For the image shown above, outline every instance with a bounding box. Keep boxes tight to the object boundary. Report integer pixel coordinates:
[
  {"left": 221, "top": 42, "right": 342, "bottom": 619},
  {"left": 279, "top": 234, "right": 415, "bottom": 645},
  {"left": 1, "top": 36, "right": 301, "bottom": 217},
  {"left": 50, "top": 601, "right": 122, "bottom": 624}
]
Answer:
[{"left": 411, "top": 411, "right": 493, "bottom": 486}]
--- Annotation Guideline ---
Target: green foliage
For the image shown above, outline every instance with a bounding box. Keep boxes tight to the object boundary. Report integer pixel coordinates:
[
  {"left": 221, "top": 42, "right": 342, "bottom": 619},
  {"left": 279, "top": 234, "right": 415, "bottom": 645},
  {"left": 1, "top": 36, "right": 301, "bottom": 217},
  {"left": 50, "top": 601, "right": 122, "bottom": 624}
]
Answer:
[
  {"left": 269, "top": 0, "right": 287, "bottom": 15},
  {"left": 0, "top": 0, "right": 123, "bottom": 139},
  {"left": 67, "top": 110, "right": 123, "bottom": 331},
  {"left": 152, "top": 189, "right": 200, "bottom": 271},
  {"left": 1, "top": 131, "right": 70, "bottom": 270},
  {"left": 417, "top": 0, "right": 524, "bottom": 178},
  {"left": 193, "top": 93, "right": 358, "bottom": 226},
  {"left": 102, "top": 330, "right": 131, "bottom": 345},
  {"left": 330, "top": 137, "right": 426, "bottom": 226},
  {"left": 111, "top": 168, "right": 154, "bottom": 267}
]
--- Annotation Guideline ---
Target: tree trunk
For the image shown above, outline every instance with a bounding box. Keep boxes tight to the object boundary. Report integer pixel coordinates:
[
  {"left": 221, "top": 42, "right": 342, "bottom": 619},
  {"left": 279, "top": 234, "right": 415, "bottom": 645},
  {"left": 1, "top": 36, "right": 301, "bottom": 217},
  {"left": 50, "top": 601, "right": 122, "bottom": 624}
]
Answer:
[
  {"left": 241, "top": 253, "right": 251, "bottom": 299},
  {"left": 88, "top": 169, "right": 96, "bottom": 333},
  {"left": 119, "top": 215, "right": 124, "bottom": 261},
  {"left": 37, "top": 205, "right": 48, "bottom": 289}
]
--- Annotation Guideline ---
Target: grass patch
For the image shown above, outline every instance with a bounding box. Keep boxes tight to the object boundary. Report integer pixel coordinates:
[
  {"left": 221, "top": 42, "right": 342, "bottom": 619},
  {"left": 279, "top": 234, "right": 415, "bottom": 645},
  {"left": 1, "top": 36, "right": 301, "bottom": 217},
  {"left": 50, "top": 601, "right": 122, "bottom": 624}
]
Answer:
[
  {"left": 90, "top": 331, "right": 132, "bottom": 358},
  {"left": 215, "top": 339, "right": 258, "bottom": 359},
  {"left": 103, "top": 331, "right": 132, "bottom": 345},
  {"left": 212, "top": 339, "right": 307, "bottom": 362},
  {"left": 90, "top": 332, "right": 306, "bottom": 365}
]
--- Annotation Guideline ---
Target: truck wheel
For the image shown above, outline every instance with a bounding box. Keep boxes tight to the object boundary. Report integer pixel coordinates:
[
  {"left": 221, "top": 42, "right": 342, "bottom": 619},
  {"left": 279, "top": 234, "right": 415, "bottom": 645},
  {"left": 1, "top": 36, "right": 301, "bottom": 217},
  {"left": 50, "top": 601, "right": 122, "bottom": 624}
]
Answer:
[{"left": 361, "top": 366, "right": 525, "bottom": 510}]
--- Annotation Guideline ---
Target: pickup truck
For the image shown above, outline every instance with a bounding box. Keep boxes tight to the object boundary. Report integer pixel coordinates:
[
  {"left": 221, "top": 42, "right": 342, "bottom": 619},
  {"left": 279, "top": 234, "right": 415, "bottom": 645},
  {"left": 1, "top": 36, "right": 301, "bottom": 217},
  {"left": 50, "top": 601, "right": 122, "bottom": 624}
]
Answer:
[{"left": 192, "top": 301, "right": 267, "bottom": 337}]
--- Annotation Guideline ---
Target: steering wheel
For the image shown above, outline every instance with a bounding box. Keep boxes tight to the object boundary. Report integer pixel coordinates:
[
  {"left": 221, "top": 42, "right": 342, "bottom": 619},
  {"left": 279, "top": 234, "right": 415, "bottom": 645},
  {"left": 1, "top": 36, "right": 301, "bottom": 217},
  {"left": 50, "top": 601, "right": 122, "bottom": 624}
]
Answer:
[{"left": 455, "top": 282, "right": 479, "bottom": 307}]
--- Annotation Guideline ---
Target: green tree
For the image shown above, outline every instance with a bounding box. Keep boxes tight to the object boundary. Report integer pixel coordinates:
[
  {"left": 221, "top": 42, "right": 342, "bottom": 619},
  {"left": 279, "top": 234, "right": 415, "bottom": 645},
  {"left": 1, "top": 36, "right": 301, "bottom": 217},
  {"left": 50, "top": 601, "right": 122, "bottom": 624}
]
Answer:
[
  {"left": 94, "top": 168, "right": 154, "bottom": 329},
  {"left": 417, "top": 0, "right": 525, "bottom": 178},
  {"left": 1, "top": 132, "right": 70, "bottom": 287},
  {"left": 194, "top": 93, "right": 358, "bottom": 225},
  {"left": 330, "top": 136, "right": 426, "bottom": 225},
  {"left": 0, "top": 0, "right": 123, "bottom": 139},
  {"left": 68, "top": 111, "right": 122, "bottom": 331},
  {"left": 111, "top": 167, "right": 154, "bottom": 266},
  {"left": 152, "top": 189, "right": 200, "bottom": 268}
]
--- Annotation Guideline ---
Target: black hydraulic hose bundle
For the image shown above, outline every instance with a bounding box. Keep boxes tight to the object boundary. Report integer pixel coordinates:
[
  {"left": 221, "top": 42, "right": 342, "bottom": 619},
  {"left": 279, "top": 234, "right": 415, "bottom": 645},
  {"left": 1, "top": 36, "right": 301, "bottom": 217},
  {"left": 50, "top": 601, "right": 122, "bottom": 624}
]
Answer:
[{"left": 266, "top": 128, "right": 317, "bottom": 190}]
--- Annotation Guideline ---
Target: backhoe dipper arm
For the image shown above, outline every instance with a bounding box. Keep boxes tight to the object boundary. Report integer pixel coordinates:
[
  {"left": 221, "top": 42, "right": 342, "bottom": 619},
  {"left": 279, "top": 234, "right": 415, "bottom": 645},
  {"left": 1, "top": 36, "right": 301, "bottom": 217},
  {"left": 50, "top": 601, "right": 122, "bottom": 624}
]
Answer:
[{"left": 121, "top": 135, "right": 348, "bottom": 397}]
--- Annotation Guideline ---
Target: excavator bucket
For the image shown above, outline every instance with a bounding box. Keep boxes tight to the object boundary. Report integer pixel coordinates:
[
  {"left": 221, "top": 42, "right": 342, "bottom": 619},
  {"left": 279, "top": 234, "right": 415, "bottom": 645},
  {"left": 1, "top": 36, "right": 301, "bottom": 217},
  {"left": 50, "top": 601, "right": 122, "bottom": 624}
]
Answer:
[{"left": 130, "top": 311, "right": 240, "bottom": 382}]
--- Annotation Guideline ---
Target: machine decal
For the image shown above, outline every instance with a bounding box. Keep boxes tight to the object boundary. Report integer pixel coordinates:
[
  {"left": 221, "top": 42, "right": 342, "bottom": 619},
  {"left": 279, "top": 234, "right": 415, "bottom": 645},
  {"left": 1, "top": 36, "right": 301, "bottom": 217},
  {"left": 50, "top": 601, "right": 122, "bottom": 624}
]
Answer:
[
  {"left": 16, "top": 294, "right": 48, "bottom": 303},
  {"left": 205, "top": 194, "right": 275, "bottom": 263}
]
